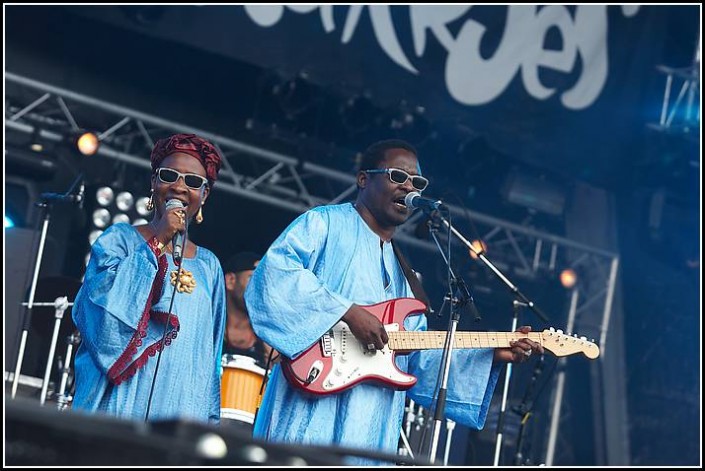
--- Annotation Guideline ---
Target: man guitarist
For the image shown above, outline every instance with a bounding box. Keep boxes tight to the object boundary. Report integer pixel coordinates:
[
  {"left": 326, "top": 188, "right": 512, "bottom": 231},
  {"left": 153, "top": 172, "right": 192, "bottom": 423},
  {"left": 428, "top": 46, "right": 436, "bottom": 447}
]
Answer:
[{"left": 245, "top": 139, "right": 543, "bottom": 464}]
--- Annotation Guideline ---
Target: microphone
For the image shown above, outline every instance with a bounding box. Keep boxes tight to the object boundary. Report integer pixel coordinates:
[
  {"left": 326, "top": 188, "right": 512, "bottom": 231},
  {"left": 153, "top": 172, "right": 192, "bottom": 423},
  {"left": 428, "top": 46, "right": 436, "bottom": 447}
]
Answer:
[
  {"left": 456, "top": 276, "right": 482, "bottom": 322},
  {"left": 165, "top": 199, "right": 186, "bottom": 263},
  {"left": 39, "top": 192, "right": 83, "bottom": 204},
  {"left": 404, "top": 191, "right": 445, "bottom": 212}
]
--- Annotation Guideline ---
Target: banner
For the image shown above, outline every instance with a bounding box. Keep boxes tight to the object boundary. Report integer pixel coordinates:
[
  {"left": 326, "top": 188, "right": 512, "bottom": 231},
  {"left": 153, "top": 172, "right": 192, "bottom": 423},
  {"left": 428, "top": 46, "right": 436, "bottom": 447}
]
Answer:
[{"left": 59, "top": 5, "right": 701, "bottom": 186}]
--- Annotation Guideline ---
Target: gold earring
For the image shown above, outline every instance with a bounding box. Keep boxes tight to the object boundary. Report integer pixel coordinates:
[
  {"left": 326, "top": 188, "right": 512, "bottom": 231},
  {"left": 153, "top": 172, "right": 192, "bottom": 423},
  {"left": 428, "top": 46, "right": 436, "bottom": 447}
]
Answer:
[
  {"left": 196, "top": 206, "right": 204, "bottom": 224},
  {"left": 145, "top": 190, "right": 154, "bottom": 212}
]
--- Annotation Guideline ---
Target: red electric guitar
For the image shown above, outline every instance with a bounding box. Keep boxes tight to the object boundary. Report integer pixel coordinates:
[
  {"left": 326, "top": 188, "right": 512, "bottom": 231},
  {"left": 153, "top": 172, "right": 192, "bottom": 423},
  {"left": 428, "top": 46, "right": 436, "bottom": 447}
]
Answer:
[{"left": 281, "top": 298, "right": 600, "bottom": 395}]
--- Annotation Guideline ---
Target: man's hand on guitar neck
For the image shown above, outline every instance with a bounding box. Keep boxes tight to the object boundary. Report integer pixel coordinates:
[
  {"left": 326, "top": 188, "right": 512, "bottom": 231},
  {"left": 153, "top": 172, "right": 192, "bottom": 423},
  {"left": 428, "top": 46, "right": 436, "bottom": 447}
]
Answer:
[
  {"left": 493, "top": 325, "right": 545, "bottom": 364},
  {"left": 342, "top": 304, "right": 389, "bottom": 351}
]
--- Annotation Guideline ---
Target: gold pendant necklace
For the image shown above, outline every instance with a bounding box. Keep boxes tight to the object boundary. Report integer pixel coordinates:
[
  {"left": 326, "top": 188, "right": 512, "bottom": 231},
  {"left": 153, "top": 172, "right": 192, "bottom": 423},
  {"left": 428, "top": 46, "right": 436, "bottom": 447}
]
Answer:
[{"left": 170, "top": 268, "right": 196, "bottom": 294}]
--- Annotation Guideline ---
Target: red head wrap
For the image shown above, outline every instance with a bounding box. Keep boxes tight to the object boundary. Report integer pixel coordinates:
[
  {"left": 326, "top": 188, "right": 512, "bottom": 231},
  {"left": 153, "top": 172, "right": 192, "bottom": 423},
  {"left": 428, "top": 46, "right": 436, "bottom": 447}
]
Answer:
[{"left": 150, "top": 133, "right": 222, "bottom": 187}]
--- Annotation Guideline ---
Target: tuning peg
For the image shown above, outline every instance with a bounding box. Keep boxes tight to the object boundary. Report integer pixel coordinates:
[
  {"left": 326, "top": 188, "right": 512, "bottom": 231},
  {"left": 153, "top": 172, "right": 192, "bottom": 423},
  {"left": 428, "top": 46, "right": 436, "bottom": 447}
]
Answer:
[
  {"left": 557, "top": 329, "right": 563, "bottom": 334},
  {"left": 549, "top": 327, "right": 555, "bottom": 332},
  {"left": 580, "top": 336, "right": 587, "bottom": 341}
]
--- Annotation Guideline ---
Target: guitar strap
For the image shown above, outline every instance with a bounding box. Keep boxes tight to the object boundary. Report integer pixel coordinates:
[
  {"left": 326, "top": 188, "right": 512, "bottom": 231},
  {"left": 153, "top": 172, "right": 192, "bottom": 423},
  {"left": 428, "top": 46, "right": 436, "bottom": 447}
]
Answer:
[{"left": 391, "top": 239, "right": 432, "bottom": 315}]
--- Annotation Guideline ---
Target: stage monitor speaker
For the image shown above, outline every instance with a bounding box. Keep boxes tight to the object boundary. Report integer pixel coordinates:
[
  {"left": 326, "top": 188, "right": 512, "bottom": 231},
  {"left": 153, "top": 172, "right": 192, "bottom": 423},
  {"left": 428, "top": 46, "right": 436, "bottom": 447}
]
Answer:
[
  {"left": 5, "top": 397, "right": 345, "bottom": 466},
  {"left": 6, "top": 396, "right": 437, "bottom": 466}
]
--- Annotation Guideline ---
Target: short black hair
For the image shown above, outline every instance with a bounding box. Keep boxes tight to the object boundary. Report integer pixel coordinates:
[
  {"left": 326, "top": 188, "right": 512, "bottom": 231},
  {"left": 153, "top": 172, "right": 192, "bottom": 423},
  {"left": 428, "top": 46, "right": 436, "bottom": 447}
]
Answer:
[
  {"left": 357, "top": 139, "right": 418, "bottom": 172},
  {"left": 222, "top": 251, "right": 261, "bottom": 274}
]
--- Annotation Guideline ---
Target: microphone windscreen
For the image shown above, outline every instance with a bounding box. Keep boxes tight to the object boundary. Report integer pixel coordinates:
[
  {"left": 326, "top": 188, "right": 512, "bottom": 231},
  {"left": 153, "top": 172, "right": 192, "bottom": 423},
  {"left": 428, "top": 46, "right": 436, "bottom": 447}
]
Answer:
[{"left": 165, "top": 199, "right": 185, "bottom": 211}]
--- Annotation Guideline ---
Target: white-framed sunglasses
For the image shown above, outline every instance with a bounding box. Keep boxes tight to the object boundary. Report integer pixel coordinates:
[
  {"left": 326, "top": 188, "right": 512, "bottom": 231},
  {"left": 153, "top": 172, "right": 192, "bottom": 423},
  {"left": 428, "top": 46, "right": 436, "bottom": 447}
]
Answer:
[
  {"left": 363, "top": 168, "right": 429, "bottom": 191},
  {"left": 156, "top": 167, "right": 208, "bottom": 190}
]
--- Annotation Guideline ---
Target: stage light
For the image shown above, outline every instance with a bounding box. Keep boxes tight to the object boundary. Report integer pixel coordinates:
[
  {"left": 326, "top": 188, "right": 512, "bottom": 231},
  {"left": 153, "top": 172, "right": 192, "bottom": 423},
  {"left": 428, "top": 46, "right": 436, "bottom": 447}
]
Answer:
[
  {"left": 112, "top": 213, "right": 130, "bottom": 225},
  {"left": 135, "top": 196, "right": 152, "bottom": 216},
  {"left": 560, "top": 268, "right": 578, "bottom": 289},
  {"left": 116, "top": 191, "right": 134, "bottom": 211},
  {"left": 384, "top": 102, "right": 432, "bottom": 144},
  {"left": 194, "top": 432, "right": 228, "bottom": 459},
  {"left": 96, "top": 187, "right": 115, "bottom": 207},
  {"left": 501, "top": 171, "right": 566, "bottom": 216},
  {"left": 76, "top": 131, "right": 100, "bottom": 156},
  {"left": 88, "top": 230, "right": 103, "bottom": 245},
  {"left": 28, "top": 128, "right": 45, "bottom": 153},
  {"left": 273, "top": 74, "right": 315, "bottom": 121},
  {"left": 469, "top": 239, "right": 487, "bottom": 259},
  {"left": 85, "top": 176, "right": 151, "bottom": 264},
  {"left": 5, "top": 216, "right": 15, "bottom": 228},
  {"left": 340, "top": 94, "right": 378, "bottom": 135},
  {"left": 92, "top": 209, "right": 111, "bottom": 229}
]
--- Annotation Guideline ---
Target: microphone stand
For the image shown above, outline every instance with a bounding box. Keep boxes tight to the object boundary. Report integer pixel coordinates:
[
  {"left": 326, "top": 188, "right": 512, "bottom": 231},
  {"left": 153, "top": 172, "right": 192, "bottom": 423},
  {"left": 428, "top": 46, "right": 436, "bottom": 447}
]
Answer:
[
  {"left": 399, "top": 398, "right": 416, "bottom": 458},
  {"left": 435, "top": 213, "right": 550, "bottom": 323},
  {"left": 38, "top": 296, "right": 72, "bottom": 406},
  {"left": 56, "top": 330, "right": 82, "bottom": 411},
  {"left": 10, "top": 173, "right": 84, "bottom": 399},
  {"left": 404, "top": 398, "right": 417, "bottom": 439},
  {"left": 431, "top": 211, "right": 550, "bottom": 466},
  {"left": 424, "top": 207, "right": 477, "bottom": 462},
  {"left": 513, "top": 352, "right": 545, "bottom": 466},
  {"left": 145, "top": 219, "right": 188, "bottom": 421},
  {"left": 493, "top": 300, "right": 523, "bottom": 465},
  {"left": 443, "top": 419, "right": 456, "bottom": 465}
]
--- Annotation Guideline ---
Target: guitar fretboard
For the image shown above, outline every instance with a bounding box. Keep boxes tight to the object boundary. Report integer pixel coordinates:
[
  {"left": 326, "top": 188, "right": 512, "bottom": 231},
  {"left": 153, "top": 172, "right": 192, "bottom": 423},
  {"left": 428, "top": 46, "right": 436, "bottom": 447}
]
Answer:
[{"left": 388, "top": 331, "right": 543, "bottom": 351}]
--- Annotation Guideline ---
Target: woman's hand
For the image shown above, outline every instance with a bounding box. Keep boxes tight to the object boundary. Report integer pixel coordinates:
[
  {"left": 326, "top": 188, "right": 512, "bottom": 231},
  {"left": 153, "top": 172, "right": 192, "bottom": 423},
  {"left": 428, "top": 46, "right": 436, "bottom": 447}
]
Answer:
[{"left": 152, "top": 204, "right": 186, "bottom": 246}]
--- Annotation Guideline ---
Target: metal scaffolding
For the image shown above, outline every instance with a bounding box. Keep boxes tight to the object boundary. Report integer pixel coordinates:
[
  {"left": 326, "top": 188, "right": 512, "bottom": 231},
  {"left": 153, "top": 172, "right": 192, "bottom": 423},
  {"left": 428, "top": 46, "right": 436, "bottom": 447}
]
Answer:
[
  {"left": 5, "top": 71, "right": 623, "bottom": 464},
  {"left": 648, "top": 33, "right": 701, "bottom": 136}
]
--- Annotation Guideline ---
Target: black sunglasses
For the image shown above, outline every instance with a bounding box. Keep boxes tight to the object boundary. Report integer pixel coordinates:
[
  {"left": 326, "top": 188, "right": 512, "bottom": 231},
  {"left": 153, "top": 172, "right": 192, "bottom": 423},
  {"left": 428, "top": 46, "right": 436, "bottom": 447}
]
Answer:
[
  {"left": 156, "top": 167, "right": 208, "bottom": 190},
  {"left": 363, "top": 168, "right": 429, "bottom": 191}
]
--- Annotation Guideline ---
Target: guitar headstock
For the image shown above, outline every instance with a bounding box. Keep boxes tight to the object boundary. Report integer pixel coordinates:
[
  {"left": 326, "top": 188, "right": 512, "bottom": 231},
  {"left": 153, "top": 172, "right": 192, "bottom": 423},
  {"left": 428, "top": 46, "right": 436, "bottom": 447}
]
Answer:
[{"left": 540, "top": 328, "right": 600, "bottom": 359}]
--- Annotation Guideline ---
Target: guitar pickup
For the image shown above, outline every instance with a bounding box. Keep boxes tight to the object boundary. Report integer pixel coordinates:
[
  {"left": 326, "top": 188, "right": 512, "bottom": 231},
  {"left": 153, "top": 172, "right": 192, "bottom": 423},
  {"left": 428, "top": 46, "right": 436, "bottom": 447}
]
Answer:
[{"left": 321, "top": 331, "right": 333, "bottom": 357}]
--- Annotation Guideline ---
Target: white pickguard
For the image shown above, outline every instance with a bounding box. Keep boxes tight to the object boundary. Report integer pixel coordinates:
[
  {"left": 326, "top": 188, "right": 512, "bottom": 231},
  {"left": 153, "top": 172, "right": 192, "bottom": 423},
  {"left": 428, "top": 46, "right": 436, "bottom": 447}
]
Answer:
[{"left": 320, "top": 322, "right": 416, "bottom": 391}]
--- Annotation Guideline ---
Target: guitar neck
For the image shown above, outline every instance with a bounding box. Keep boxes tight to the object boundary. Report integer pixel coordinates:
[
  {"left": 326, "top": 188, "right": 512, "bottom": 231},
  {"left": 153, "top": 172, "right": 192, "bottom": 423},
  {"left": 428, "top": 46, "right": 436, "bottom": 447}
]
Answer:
[{"left": 388, "top": 331, "right": 543, "bottom": 351}]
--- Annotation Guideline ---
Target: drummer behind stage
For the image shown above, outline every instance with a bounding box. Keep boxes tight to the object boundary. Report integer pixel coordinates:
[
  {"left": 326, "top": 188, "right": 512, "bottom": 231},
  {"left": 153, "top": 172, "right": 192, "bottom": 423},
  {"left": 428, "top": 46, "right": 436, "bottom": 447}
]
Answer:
[{"left": 221, "top": 252, "right": 278, "bottom": 368}]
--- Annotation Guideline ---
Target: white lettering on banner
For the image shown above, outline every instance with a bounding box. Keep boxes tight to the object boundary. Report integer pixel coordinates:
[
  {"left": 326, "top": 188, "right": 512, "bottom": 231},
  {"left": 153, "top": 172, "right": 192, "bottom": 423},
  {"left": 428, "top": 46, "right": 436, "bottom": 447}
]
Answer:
[{"left": 243, "top": 5, "right": 640, "bottom": 110}]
